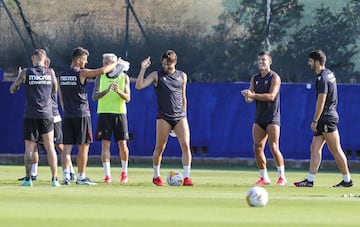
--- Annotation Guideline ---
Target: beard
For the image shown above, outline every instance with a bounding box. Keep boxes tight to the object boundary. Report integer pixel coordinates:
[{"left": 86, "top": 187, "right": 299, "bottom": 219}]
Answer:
[{"left": 164, "top": 67, "right": 174, "bottom": 74}]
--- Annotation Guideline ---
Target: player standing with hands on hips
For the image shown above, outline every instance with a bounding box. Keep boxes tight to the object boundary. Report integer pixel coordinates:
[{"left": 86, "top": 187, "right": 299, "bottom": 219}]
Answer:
[
  {"left": 241, "top": 51, "right": 287, "bottom": 186},
  {"left": 294, "top": 50, "right": 353, "bottom": 187},
  {"left": 135, "top": 50, "right": 193, "bottom": 186}
]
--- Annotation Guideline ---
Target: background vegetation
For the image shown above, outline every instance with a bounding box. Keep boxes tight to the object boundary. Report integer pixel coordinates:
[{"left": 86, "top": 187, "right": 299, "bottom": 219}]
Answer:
[{"left": 0, "top": 0, "right": 359, "bottom": 83}]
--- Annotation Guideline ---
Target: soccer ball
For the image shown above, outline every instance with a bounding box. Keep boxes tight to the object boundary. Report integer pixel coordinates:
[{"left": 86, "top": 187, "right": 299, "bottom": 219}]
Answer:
[
  {"left": 166, "top": 170, "right": 184, "bottom": 186},
  {"left": 246, "top": 186, "right": 269, "bottom": 207}
]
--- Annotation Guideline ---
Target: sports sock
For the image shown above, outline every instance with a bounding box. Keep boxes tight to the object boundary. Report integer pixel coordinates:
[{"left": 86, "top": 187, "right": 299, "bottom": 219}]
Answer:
[
  {"left": 63, "top": 169, "right": 70, "bottom": 180},
  {"left": 276, "top": 165, "right": 285, "bottom": 178},
  {"left": 343, "top": 173, "right": 351, "bottom": 182},
  {"left": 307, "top": 173, "right": 316, "bottom": 182},
  {"left": 153, "top": 165, "right": 160, "bottom": 178},
  {"left": 183, "top": 165, "right": 191, "bottom": 178},
  {"left": 103, "top": 162, "right": 111, "bottom": 177},
  {"left": 259, "top": 168, "right": 270, "bottom": 181},
  {"left": 78, "top": 172, "right": 86, "bottom": 180},
  {"left": 121, "top": 160, "right": 128, "bottom": 173},
  {"left": 31, "top": 163, "right": 38, "bottom": 176}
]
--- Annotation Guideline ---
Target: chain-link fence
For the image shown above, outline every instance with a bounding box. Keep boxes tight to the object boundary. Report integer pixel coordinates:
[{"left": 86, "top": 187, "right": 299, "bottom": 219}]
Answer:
[{"left": 0, "top": 0, "right": 359, "bottom": 82}]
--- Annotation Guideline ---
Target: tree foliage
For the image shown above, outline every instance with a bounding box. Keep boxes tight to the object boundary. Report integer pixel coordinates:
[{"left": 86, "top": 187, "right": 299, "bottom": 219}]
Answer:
[
  {"left": 192, "top": 0, "right": 304, "bottom": 82},
  {"left": 276, "top": 0, "right": 360, "bottom": 83},
  {"left": 191, "top": 0, "right": 360, "bottom": 83}
]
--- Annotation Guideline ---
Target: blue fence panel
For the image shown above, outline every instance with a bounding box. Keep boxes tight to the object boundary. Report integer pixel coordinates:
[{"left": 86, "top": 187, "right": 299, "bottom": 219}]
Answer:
[{"left": 0, "top": 81, "right": 359, "bottom": 160}]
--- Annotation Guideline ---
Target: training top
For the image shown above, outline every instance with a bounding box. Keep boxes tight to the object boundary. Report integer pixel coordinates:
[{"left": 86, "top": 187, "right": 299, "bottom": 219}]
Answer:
[
  {"left": 155, "top": 70, "right": 186, "bottom": 121},
  {"left": 58, "top": 66, "right": 90, "bottom": 118},
  {"left": 24, "top": 66, "right": 54, "bottom": 119},
  {"left": 253, "top": 70, "right": 280, "bottom": 124},
  {"left": 97, "top": 73, "right": 127, "bottom": 114},
  {"left": 316, "top": 68, "right": 339, "bottom": 122}
]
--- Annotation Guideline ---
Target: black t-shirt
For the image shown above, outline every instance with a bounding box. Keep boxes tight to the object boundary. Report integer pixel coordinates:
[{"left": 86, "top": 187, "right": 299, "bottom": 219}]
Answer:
[
  {"left": 253, "top": 70, "right": 280, "bottom": 124},
  {"left": 24, "top": 66, "right": 54, "bottom": 119},
  {"left": 58, "top": 66, "right": 90, "bottom": 118},
  {"left": 316, "top": 68, "right": 339, "bottom": 122},
  {"left": 155, "top": 70, "right": 186, "bottom": 121}
]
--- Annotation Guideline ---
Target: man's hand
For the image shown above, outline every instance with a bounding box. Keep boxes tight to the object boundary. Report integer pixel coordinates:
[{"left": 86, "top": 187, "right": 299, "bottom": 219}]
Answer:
[
  {"left": 141, "top": 57, "right": 151, "bottom": 69},
  {"left": 111, "top": 82, "right": 120, "bottom": 94},
  {"left": 241, "top": 89, "right": 254, "bottom": 103},
  {"left": 311, "top": 122, "right": 317, "bottom": 132}
]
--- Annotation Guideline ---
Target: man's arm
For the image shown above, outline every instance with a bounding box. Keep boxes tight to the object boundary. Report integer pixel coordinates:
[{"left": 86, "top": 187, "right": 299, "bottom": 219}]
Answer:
[
  {"left": 79, "top": 61, "right": 119, "bottom": 84},
  {"left": 182, "top": 73, "right": 188, "bottom": 112},
  {"left": 58, "top": 84, "right": 64, "bottom": 111},
  {"left": 313, "top": 93, "right": 326, "bottom": 122},
  {"left": 135, "top": 57, "right": 157, "bottom": 89},
  {"left": 114, "top": 75, "right": 131, "bottom": 102},
  {"left": 92, "top": 76, "right": 111, "bottom": 101},
  {"left": 9, "top": 68, "right": 26, "bottom": 94},
  {"left": 50, "top": 68, "right": 58, "bottom": 94},
  {"left": 311, "top": 93, "right": 326, "bottom": 132},
  {"left": 241, "top": 76, "right": 255, "bottom": 103}
]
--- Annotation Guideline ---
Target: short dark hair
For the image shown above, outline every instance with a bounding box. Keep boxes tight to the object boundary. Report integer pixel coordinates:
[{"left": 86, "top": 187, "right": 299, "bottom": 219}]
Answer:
[
  {"left": 32, "top": 48, "right": 47, "bottom": 58},
  {"left": 72, "top": 47, "right": 89, "bottom": 61},
  {"left": 258, "top": 51, "right": 272, "bottom": 59},
  {"left": 309, "top": 50, "right": 326, "bottom": 66},
  {"left": 161, "top": 50, "right": 177, "bottom": 63}
]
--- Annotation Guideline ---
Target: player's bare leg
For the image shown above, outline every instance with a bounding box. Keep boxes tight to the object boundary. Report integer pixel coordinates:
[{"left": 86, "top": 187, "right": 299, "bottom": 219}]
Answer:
[
  {"left": 75, "top": 144, "right": 96, "bottom": 185},
  {"left": 62, "top": 144, "right": 73, "bottom": 184},
  {"left": 77, "top": 144, "right": 89, "bottom": 178},
  {"left": 23, "top": 140, "right": 36, "bottom": 184},
  {"left": 294, "top": 135, "right": 325, "bottom": 187},
  {"left": 101, "top": 140, "right": 112, "bottom": 182},
  {"left": 252, "top": 123, "right": 270, "bottom": 185},
  {"left": 267, "top": 124, "right": 286, "bottom": 185},
  {"left": 57, "top": 143, "right": 75, "bottom": 180},
  {"left": 42, "top": 131, "right": 60, "bottom": 186},
  {"left": 41, "top": 131, "right": 58, "bottom": 179},
  {"left": 118, "top": 140, "right": 129, "bottom": 183},
  {"left": 323, "top": 130, "right": 352, "bottom": 187},
  {"left": 174, "top": 118, "right": 193, "bottom": 186},
  {"left": 309, "top": 136, "right": 325, "bottom": 175},
  {"left": 152, "top": 119, "right": 170, "bottom": 186}
]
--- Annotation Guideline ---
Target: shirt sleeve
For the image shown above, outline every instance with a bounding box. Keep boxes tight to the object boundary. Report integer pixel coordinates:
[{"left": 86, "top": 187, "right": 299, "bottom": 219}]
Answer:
[{"left": 316, "top": 76, "right": 328, "bottom": 94}]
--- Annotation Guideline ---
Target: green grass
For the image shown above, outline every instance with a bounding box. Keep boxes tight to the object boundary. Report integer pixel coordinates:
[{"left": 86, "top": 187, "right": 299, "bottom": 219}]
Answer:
[{"left": 0, "top": 165, "right": 359, "bottom": 227}]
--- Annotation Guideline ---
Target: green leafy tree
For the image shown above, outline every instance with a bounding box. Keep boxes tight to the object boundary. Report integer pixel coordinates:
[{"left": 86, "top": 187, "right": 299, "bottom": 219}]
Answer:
[
  {"left": 193, "top": 0, "right": 304, "bottom": 82},
  {"left": 276, "top": 1, "right": 360, "bottom": 83}
]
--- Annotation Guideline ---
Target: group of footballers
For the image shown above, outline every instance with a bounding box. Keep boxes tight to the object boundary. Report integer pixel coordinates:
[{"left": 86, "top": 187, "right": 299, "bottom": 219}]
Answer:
[
  {"left": 241, "top": 50, "right": 353, "bottom": 188},
  {"left": 10, "top": 48, "right": 193, "bottom": 187},
  {"left": 9, "top": 47, "right": 352, "bottom": 188}
]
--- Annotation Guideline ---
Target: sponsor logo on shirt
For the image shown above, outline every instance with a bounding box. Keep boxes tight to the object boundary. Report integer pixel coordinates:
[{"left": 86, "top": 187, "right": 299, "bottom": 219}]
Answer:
[
  {"left": 327, "top": 73, "right": 336, "bottom": 83},
  {"left": 60, "top": 75, "right": 77, "bottom": 85},
  {"left": 28, "top": 74, "right": 52, "bottom": 85}
]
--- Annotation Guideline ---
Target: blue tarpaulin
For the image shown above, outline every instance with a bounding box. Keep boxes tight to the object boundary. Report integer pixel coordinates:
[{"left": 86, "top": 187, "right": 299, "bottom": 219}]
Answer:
[{"left": 1, "top": 81, "right": 359, "bottom": 160}]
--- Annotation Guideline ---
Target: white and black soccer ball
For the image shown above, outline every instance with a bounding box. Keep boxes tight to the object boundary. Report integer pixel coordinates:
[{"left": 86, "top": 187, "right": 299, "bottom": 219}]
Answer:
[
  {"left": 246, "top": 186, "right": 269, "bottom": 207},
  {"left": 166, "top": 170, "right": 184, "bottom": 186}
]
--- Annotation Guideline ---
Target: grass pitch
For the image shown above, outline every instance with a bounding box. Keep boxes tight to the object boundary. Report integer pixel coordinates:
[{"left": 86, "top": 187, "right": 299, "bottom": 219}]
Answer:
[{"left": 0, "top": 165, "right": 359, "bottom": 227}]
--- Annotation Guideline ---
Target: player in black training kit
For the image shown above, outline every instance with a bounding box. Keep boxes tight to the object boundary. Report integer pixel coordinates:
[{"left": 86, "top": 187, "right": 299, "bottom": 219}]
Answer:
[{"left": 294, "top": 50, "right": 353, "bottom": 188}]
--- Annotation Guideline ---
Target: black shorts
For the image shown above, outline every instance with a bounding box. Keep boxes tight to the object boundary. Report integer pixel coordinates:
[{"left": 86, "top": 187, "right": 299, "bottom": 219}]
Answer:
[
  {"left": 23, "top": 118, "right": 54, "bottom": 141},
  {"left": 314, "top": 120, "right": 338, "bottom": 136},
  {"left": 62, "top": 117, "right": 93, "bottom": 144},
  {"left": 157, "top": 116, "right": 184, "bottom": 129},
  {"left": 95, "top": 113, "right": 129, "bottom": 141},
  {"left": 53, "top": 121, "right": 63, "bottom": 144},
  {"left": 255, "top": 121, "right": 281, "bottom": 131}
]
